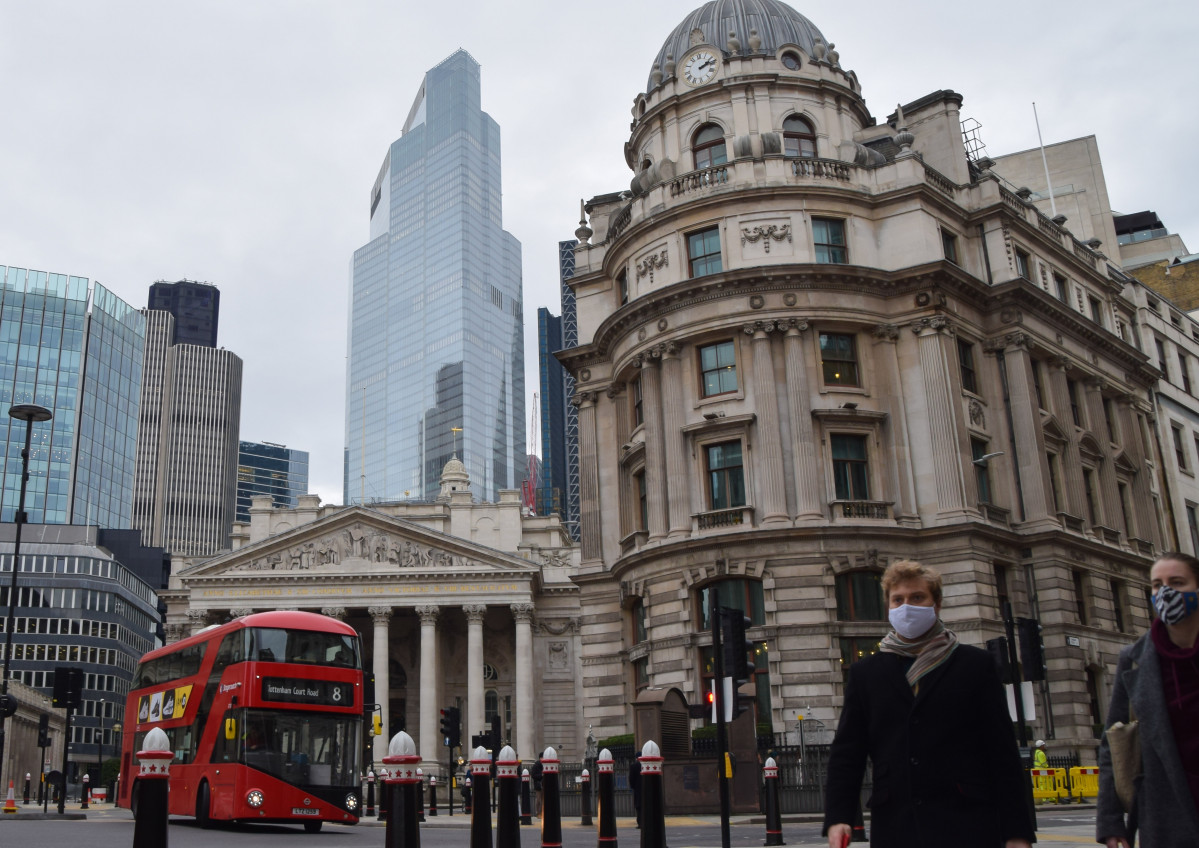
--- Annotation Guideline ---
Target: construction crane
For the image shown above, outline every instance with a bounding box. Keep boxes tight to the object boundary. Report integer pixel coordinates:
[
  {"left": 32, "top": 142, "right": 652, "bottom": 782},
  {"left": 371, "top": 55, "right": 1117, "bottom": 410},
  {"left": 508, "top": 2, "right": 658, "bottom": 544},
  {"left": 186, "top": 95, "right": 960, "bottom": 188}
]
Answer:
[{"left": 521, "top": 393, "right": 540, "bottom": 515}]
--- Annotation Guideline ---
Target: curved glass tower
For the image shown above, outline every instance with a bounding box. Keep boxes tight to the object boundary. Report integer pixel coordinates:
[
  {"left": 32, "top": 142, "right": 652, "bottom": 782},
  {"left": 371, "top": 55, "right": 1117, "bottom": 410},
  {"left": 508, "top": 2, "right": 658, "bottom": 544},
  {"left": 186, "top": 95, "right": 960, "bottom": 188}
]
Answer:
[{"left": 345, "top": 50, "right": 524, "bottom": 504}]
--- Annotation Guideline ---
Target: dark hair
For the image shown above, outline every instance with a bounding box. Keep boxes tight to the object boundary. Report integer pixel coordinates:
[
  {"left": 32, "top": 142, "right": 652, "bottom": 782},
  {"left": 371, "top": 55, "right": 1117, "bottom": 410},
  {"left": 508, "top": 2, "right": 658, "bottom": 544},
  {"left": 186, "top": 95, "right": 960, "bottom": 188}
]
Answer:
[{"left": 1154, "top": 552, "right": 1199, "bottom": 584}]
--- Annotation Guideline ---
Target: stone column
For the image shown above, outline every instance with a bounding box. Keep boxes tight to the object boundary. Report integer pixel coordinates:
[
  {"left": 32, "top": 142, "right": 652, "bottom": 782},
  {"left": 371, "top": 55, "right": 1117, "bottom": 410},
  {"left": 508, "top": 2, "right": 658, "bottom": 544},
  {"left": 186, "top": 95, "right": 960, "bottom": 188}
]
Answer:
[
  {"left": 464, "top": 604, "right": 487, "bottom": 743},
  {"left": 783, "top": 320, "right": 823, "bottom": 523},
  {"left": 991, "top": 334, "right": 1056, "bottom": 529},
  {"left": 1084, "top": 380, "right": 1121, "bottom": 533},
  {"left": 1046, "top": 356, "right": 1087, "bottom": 522},
  {"left": 575, "top": 392, "right": 602, "bottom": 561},
  {"left": 872, "top": 324, "right": 918, "bottom": 523},
  {"left": 369, "top": 606, "right": 392, "bottom": 763},
  {"left": 638, "top": 351, "right": 669, "bottom": 539},
  {"left": 746, "top": 322, "right": 788, "bottom": 525},
  {"left": 658, "top": 344, "right": 692, "bottom": 536},
  {"left": 511, "top": 603, "right": 535, "bottom": 761},
  {"left": 911, "top": 317, "right": 969, "bottom": 518},
  {"left": 416, "top": 604, "right": 440, "bottom": 763},
  {"left": 321, "top": 606, "right": 347, "bottom": 621}
]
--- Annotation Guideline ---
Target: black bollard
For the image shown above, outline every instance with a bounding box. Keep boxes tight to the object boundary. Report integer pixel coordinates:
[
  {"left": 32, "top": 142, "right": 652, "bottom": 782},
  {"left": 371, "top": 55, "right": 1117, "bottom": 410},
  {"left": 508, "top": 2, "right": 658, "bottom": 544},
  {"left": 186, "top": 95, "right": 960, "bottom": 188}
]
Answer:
[
  {"left": 763, "top": 757, "right": 784, "bottom": 846},
  {"left": 470, "top": 747, "right": 494, "bottom": 848},
  {"left": 379, "top": 767, "right": 390, "bottom": 820},
  {"left": 133, "top": 727, "right": 174, "bottom": 848},
  {"left": 596, "top": 748, "right": 617, "bottom": 848},
  {"left": 540, "top": 746, "right": 563, "bottom": 848},
  {"left": 464, "top": 777, "right": 473, "bottom": 814},
  {"left": 81, "top": 774, "right": 90, "bottom": 809},
  {"left": 520, "top": 768, "right": 532, "bottom": 826},
  {"left": 580, "top": 768, "right": 592, "bottom": 827},
  {"left": 496, "top": 745, "right": 521, "bottom": 848},
  {"left": 382, "top": 732, "right": 422, "bottom": 848},
  {"left": 367, "top": 771, "right": 377, "bottom": 817},
  {"left": 417, "top": 768, "right": 425, "bottom": 822},
  {"left": 638, "top": 741, "right": 666, "bottom": 848},
  {"left": 429, "top": 775, "right": 438, "bottom": 816},
  {"left": 23, "top": 773, "right": 30, "bottom": 805}
]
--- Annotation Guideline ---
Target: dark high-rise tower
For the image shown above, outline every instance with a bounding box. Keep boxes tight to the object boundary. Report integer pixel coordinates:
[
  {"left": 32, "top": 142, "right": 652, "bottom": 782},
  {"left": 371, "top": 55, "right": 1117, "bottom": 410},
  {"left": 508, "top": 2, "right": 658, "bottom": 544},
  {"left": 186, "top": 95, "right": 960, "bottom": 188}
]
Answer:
[
  {"left": 148, "top": 280, "right": 220, "bottom": 347},
  {"left": 345, "top": 50, "right": 524, "bottom": 504}
]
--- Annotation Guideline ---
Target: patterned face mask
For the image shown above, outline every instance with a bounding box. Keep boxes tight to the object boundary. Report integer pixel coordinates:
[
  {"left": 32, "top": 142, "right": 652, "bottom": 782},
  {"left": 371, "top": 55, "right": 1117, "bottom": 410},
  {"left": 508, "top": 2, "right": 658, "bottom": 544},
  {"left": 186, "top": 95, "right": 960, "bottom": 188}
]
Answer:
[{"left": 1152, "top": 585, "right": 1199, "bottom": 625}]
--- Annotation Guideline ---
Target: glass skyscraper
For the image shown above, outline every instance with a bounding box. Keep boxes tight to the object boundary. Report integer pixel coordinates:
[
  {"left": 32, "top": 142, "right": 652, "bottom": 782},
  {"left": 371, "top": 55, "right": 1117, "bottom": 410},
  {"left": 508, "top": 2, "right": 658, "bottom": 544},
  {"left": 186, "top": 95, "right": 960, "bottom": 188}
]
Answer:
[
  {"left": 345, "top": 50, "right": 524, "bottom": 504},
  {"left": 0, "top": 266, "right": 145, "bottom": 528},
  {"left": 236, "top": 440, "right": 309, "bottom": 522}
]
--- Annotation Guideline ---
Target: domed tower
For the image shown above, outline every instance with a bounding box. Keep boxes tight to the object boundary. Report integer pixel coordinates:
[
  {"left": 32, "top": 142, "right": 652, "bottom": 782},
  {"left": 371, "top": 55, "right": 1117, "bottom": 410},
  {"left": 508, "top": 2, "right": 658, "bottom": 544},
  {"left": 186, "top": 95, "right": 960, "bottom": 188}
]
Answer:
[{"left": 560, "top": 0, "right": 1157, "bottom": 751}]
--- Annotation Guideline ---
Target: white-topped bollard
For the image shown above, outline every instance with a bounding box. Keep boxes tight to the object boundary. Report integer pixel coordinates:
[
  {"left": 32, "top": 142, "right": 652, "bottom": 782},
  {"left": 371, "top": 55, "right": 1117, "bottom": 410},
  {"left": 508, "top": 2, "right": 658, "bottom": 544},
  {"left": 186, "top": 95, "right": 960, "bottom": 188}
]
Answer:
[
  {"left": 382, "top": 731, "right": 422, "bottom": 848},
  {"left": 133, "top": 727, "right": 174, "bottom": 848}
]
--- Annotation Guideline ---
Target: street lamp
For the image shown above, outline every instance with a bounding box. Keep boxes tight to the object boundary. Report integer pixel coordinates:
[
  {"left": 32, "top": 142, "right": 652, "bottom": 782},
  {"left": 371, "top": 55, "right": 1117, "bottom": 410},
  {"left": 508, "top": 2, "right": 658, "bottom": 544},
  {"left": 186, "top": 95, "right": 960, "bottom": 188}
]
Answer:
[{"left": 0, "top": 403, "right": 52, "bottom": 788}]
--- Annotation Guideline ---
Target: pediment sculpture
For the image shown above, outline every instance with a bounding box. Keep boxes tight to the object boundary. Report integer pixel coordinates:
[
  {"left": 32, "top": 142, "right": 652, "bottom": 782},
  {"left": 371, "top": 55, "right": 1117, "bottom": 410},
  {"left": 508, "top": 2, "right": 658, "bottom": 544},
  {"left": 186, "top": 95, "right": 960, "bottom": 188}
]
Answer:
[{"left": 231, "top": 523, "right": 479, "bottom": 573}]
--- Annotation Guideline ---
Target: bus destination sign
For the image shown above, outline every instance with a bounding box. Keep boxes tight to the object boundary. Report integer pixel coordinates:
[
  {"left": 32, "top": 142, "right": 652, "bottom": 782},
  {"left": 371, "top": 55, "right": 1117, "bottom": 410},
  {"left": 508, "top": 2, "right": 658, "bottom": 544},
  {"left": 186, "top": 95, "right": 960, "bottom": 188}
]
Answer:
[{"left": 261, "top": 677, "right": 354, "bottom": 707}]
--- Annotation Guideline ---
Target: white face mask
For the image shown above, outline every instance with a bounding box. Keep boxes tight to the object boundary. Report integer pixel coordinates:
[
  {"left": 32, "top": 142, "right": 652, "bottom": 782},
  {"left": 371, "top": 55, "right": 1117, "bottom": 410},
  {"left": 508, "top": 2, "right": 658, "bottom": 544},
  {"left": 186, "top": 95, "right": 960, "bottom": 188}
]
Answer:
[{"left": 889, "top": 603, "right": 939, "bottom": 640}]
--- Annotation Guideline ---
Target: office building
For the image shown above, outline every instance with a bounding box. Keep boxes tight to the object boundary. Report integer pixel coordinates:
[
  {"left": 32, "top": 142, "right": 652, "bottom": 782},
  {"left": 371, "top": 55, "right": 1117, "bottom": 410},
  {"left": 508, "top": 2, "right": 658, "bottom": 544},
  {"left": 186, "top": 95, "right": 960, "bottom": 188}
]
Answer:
[
  {"left": 133, "top": 298, "right": 242, "bottom": 558},
  {"left": 235, "top": 440, "right": 309, "bottom": 523},
  {"left": 536, "top": 309, "right": 568, "bottom": 520},
  {"left": 559, "top": 0, "right": 1164, "bottom": 755},
  {"left": 0, "top": 266, "right": 144, "bottom": 529},
  {"left": 345, "top": 49, "right": 524, "bottom": 505},
  {"left": 147, "top": 280, "right": 220, "bottom": 347}
]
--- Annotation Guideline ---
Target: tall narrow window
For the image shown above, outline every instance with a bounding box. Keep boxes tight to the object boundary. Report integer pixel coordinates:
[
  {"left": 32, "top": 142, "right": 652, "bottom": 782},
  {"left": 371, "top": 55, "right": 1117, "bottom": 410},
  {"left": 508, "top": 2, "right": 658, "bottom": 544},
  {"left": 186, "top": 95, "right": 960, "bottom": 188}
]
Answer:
[
  {"left": 1103, "top": 398, "right": 1116, "bottom": 442},
  {"left": 1032, "top": 360, "right": 1046, "bottom": 409},
  {"left": 1053, "top": 273, "right": 1068, "bottom": 301},
  {"left": 1188, "top": 504, "right": 1199, "bottom": 553},
  {"left": 831, "top": 434, "right": 870, "bottom": 500},
  {"left": 1089, "top": 296, "right": 1104, "bottom": 325},
  {"left": 634, "top": 470, "right": 648, "bottom": 531},
  {"left": 699, "top": 340, "right": 737, "bottom": 397},
  {"left": 782, "top": 115, "right": 816, "bottom": 158},
  {"left": 618, "top": 269, "right": 629, "bottom": 305},
  {"left": 1118, "top": 483, "right": 1133, "bottom": 536},
  {"left": 941, "top": 229, "right": 959, "bottom": 265},
  {"left": 1156, "top": 338, "right": 1168, "bottom": 375},
  {"left": 1181, "top": 352, "right": 1193, "bottom": 394},
  {"left": 1073, "top": 570, "right": 1089, "bottom": 626},
  {"left": 812, "top": 218, "right": 848, "bottom": 264},
  {"left": 958, "top": 339, "right": 978, "bottom": 393},
  {"left": 1083, "top": 468, "right": 1098, "bottom": 525},
  {"left": 706, "top": 442, "right": 746, "bottom": 510},
  {"left": 631, "top": 376, "right": 643, "bottom": 427},
  {"left": 1173, "top": 425, "right": 1187, "bottom": 470},
  {"left": 1067, "top": 378, "right": 1082, "bottom": 427},
  {"left": 692, "top": 124, "right": 727, "bottom": 170},
  {"left": 993, "top": 563, "right": 1010, "bottom": 612},
  {"left": 820, "top": 333, "right": 860, "bottom": 387},
  {"left": 1047, "top": 453, "right": 1063, "bottom": 513},
  {"left": 688, "top": 227, "right": 723, "bottom": 277},
  {"left": 1014, "top": 248, "right": 1031, "bottom": 280},
  {"left": 972, "top": 438, "right": 993, "bottom": 504},
  {"left": 1110, "top": 579, "right": 1127, "bottom": 634}
]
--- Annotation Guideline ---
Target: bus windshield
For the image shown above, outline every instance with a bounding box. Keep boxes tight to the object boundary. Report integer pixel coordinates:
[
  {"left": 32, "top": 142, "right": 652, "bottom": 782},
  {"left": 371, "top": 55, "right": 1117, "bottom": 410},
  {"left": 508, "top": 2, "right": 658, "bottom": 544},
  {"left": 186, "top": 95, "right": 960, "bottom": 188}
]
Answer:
[
  {"left": 233, "top": 709, "right": 360, "bottom": 788},
  {"left": 245, "top": 627, "right": 359, "bottom": 668}
]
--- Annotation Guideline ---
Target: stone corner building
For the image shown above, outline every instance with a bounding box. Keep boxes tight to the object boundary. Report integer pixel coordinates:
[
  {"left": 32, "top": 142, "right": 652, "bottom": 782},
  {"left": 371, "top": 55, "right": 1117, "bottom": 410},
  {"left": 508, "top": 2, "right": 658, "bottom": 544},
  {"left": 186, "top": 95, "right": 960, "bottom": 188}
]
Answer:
[
  {"left": 559, "top": 0, "right": 1159, "bottom": 755},
  {"left": 161, "top": 459, "right": 581, "bottom": 766}
]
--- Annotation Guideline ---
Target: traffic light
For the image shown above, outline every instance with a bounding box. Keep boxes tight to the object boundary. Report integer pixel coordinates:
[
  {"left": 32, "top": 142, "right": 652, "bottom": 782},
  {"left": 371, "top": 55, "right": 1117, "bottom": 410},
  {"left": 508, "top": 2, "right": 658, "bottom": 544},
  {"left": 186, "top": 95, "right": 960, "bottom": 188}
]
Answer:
[
  {"left": 490, "top": 713, "right": 501, "bottom": 750},
  {"left": 985, "top": 636, "right": 1013, "bottom": 684},
  {"left": 440, "top": 706, "right": 461, "bottom": 748},
  {"left": 1017, "top": 617, "right": 1046, "bottom": 682},
  {"left": 52, "top": 667, "right": 83, "bottom": 710},
  {"left": 722, "top": 610, "right": 754, "bottom": 717},
  {"left": 372, "top": 714, "right": 382, "bottom": 737},
  {"left": 37, "top": 713, "right": 50, "bottom": 748}
]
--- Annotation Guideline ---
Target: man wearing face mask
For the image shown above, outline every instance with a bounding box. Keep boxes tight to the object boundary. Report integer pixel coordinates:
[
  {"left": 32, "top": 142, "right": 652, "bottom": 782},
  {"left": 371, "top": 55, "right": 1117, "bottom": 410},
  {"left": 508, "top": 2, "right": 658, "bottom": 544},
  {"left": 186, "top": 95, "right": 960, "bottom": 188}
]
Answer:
[
  {"left": 823, "top": 560, "right": 1034, "bottom": 848},
  {"left": 1097, "top": 552, "right": 1199, "bottom": 848}
]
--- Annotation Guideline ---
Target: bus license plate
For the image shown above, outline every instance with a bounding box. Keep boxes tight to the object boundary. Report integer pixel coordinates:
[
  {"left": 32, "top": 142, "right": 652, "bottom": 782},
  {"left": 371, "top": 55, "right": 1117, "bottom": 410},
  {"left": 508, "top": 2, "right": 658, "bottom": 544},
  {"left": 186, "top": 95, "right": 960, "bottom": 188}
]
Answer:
[{"left": 292, "top": 807, "right": 320, "bottom": 816}]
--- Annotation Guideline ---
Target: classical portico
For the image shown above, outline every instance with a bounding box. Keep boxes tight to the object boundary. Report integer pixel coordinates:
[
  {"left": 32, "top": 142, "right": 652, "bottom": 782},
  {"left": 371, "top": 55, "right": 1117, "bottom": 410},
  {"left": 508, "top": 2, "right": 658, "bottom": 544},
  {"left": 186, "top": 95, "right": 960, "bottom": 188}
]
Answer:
[{"left": 161, "top": 467, "right": 582, "bottom": 769}]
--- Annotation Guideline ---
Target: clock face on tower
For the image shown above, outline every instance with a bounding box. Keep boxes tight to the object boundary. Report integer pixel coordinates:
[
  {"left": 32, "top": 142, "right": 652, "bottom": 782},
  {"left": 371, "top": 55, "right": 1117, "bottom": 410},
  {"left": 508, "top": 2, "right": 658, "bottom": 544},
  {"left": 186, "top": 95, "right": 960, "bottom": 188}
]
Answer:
[{"left": 682, "top": 49, "right": 718, "bottom": 86}]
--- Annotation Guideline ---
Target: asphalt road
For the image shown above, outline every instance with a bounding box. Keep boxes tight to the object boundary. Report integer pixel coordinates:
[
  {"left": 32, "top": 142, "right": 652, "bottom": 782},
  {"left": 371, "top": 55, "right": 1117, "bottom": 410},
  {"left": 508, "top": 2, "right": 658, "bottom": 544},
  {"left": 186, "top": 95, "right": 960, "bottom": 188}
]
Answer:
[{"left": 0, "top": 803, "right": 1103, "bottom": 847}]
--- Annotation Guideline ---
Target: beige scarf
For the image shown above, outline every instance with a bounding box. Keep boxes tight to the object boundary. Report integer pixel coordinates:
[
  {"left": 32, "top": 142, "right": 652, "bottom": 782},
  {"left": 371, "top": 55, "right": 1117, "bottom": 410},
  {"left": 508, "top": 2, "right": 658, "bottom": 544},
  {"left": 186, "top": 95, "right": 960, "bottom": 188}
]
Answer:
[{"left": 879, "top": 620, "right": 959, "bottom": 690}]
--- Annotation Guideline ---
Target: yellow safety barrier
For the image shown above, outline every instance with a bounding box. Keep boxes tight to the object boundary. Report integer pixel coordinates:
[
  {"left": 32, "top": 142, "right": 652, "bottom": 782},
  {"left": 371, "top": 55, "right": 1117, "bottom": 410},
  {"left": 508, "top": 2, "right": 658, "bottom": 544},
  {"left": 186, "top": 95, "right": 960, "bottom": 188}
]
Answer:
[
  {"left": 1069, "top": 766, "right": 1100, "bottom": 801},
  {"left": 1029, "top": 768, "right": 1064, "bottom": 804}
]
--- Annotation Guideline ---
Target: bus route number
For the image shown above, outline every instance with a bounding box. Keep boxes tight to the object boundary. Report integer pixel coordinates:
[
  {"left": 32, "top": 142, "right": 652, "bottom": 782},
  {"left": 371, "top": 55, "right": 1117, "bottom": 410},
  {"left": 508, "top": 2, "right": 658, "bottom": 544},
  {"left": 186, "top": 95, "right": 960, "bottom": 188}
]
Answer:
[{"left": 260, "top": 677, "right": 354, "bottom": 707}]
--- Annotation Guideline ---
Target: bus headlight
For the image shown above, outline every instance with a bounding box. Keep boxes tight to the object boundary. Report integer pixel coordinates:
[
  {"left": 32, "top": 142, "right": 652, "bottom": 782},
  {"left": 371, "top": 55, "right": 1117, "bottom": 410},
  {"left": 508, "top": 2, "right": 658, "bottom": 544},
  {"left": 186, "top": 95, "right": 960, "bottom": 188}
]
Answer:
[
  {"left": 345, "top": 792, "right": 359, "bottom": 812},
  {"left": 246, "top": 789, "right": 265, "bottom": 808}
]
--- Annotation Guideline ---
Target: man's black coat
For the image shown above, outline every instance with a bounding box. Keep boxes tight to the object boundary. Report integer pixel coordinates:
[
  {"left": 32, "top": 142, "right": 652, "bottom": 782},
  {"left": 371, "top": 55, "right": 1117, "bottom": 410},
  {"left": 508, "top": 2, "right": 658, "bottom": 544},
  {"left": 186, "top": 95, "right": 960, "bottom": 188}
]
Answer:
[{"left": 823, "top": 644, "right": 1035, "bottom": 848}]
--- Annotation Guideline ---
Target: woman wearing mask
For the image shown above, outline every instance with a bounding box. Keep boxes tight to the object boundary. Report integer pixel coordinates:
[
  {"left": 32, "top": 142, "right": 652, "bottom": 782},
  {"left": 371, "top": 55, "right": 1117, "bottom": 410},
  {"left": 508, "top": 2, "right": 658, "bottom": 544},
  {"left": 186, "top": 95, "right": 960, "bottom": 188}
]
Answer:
[{"left": 1097, "top": 552, "right": 1199, "bottom": 847}]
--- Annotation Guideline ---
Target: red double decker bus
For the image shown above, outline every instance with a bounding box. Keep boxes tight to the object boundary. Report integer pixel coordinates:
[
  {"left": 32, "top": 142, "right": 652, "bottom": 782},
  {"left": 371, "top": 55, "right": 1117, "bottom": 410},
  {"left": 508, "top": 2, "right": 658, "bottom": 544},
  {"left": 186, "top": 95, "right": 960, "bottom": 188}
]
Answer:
[{"left": 117, "top": 610, "right": 364, "bottom": 832}]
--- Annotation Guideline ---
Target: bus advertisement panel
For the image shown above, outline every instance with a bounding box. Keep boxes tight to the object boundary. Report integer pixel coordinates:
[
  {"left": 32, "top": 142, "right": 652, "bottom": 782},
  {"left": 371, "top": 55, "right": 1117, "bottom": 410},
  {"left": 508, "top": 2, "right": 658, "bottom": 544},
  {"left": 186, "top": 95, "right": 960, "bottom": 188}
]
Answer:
[{"left": 118, "top": 610, "right": 364, "bottom": 832}]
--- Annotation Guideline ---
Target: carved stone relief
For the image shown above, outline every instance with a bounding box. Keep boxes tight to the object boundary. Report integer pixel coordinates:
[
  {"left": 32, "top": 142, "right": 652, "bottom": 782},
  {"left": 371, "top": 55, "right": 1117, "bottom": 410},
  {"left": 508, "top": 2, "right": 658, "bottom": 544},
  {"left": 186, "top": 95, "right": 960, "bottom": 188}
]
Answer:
[{"left": 233, "top": 523, "right": 482, "bottom": 573}]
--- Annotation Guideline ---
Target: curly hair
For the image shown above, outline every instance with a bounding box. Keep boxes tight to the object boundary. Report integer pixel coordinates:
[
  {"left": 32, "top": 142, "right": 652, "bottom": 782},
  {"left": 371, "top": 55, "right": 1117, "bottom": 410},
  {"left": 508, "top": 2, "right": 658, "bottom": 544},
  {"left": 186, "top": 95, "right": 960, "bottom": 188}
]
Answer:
[{"left": 881, "top": 560, "right": 943, "bottom": 605}]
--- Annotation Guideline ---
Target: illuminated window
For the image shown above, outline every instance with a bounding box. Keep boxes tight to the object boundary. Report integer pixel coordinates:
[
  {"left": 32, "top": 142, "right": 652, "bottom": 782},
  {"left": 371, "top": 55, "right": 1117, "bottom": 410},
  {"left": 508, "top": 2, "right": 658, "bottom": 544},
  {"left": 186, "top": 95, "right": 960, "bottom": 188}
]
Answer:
[{"left": 820, "top": 333, "right": 859, "bottom": 386}]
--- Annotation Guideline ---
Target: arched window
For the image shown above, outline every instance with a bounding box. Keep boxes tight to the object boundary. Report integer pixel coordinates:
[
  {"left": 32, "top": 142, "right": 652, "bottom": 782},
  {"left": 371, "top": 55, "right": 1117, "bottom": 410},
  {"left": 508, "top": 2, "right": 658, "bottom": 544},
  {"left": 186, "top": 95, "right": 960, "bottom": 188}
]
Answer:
[
  {"left": 693, "top": 124, "right": 728, "bottom": 170},
  {"left": 783, "top": 115, "right": 816, "bottom": 158}
]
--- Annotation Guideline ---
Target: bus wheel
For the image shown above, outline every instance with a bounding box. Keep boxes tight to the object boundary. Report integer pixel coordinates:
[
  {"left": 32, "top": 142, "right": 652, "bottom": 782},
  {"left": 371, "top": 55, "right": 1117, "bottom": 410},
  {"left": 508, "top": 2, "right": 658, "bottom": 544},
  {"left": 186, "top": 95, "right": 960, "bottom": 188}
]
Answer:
[
  {"left": 196, "top": 781, "right": 213, "bottom": 828},
  {"left": 304, "top": 821, "right": 323, "bottom": 834}
]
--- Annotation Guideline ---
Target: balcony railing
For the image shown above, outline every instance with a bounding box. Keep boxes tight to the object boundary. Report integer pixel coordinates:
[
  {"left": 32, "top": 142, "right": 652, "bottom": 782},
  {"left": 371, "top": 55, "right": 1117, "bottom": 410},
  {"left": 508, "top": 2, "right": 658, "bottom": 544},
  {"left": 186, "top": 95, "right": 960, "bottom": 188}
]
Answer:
[
  {"left": 608, "top": 203, "right": 633, "bottom": 243},
  {"left": 921, "top": 163, "right": 958, "bottom": 198},
  {"left": 790, "top": 157, "right": 852, "bottom": 181},
  {"left": 980, "top": 503, "right": 1011, "bottom": 527},
  {"left": 670, "top": 166, "right": 728, "bottom": 198},
  {"left": 832, "top": 500, "right": 891, "bottom": 520},
  {"left": 694, "top": 505, "right": 753, "bottom": 531}
]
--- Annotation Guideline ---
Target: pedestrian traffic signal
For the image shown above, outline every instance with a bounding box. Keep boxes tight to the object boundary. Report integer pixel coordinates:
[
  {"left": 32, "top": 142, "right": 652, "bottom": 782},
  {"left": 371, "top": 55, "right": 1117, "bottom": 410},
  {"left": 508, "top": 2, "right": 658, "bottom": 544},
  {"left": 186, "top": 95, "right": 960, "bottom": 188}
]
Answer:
[
  {"left": 37, "top": 713, "right": 50, "bottom": 748},
  {"left": 985, "top": 636, "right": 1013, "bottom": 684},
  {"left": 1017, "top": 617, "right": 1046, "bottom": 682},
  {"left": 440, "top": 706, "right": 461, "bottom": 748}
]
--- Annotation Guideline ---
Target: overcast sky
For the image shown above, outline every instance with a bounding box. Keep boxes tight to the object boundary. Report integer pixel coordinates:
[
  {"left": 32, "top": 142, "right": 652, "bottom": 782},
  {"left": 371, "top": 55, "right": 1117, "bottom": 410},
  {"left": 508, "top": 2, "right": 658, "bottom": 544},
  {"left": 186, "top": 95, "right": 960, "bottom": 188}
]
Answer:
[{"left": 2, "top": 0, "right": 1196, "bottom": 505}]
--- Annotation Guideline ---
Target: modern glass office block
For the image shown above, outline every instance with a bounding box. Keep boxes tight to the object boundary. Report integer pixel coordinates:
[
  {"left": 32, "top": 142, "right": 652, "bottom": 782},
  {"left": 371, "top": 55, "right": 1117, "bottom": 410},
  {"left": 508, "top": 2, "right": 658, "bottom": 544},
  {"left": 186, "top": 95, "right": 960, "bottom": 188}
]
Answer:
[
  {"left": 0, "top": 266, "right": 144, "bottom": 528},
  {"left": 345, "top": 50, "right": 525, "bottom": 504},
  {"left": 236, "top": 440, "right": 310, "bottom": 522}
]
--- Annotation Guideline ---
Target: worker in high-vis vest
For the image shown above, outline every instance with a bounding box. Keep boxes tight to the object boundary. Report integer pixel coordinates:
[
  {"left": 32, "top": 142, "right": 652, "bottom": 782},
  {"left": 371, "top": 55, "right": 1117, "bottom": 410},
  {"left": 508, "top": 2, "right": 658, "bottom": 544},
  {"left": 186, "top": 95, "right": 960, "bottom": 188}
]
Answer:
[{"left": 1033, "top": 740, "right": 1049, "bottom": 769}]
